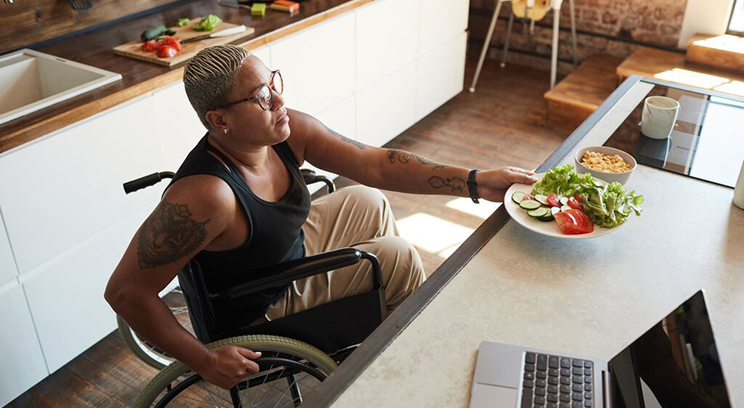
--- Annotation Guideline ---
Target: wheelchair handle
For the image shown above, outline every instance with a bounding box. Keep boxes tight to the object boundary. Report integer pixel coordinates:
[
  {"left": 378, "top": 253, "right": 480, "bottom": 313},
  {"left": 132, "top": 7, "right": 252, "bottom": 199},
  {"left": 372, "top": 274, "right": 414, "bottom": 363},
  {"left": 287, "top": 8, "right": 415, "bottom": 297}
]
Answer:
[{"left": 123, "top": 171, "right": 175, "bottom": 194}]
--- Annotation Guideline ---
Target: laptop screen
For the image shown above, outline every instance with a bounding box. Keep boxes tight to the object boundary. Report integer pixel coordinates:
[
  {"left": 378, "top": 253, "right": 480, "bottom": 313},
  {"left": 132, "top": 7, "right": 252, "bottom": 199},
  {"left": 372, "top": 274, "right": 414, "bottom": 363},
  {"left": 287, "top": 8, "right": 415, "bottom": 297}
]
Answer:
[{"left": 609, "top": 290, "right": 731, "bottom": 408}]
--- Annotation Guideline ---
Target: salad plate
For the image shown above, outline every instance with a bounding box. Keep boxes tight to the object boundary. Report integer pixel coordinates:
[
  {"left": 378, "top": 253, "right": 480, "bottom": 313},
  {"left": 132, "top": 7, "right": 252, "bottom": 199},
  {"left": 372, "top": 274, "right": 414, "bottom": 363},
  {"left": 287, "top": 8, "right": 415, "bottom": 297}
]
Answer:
[{"left": 504, "top": 168, "right": 643, "bottom": 239}]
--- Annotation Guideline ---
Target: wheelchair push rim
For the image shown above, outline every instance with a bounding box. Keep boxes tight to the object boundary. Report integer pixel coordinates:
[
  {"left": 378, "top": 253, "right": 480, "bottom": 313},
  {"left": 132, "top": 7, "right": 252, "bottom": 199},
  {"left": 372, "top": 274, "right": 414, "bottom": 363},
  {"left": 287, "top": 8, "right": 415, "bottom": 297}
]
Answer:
[{"left": 134, "top": 334, "right": 338, "bottom": 408}]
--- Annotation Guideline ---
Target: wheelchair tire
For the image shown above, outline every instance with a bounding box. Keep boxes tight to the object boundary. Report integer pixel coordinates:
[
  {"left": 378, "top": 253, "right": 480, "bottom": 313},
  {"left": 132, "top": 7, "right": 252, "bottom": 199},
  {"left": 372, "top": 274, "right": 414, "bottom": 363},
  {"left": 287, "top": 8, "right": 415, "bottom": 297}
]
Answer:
[{"left": 133, "top": 334, "right": 338, "bottom": 408}]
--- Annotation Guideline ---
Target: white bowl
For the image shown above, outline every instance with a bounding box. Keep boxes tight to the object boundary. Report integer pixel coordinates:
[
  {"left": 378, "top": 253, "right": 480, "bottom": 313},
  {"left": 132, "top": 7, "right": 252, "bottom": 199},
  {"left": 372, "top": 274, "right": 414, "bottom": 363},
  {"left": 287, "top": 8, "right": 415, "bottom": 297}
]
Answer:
[{"left": 574, "top": 146, "right": 637, "bottom": 185}]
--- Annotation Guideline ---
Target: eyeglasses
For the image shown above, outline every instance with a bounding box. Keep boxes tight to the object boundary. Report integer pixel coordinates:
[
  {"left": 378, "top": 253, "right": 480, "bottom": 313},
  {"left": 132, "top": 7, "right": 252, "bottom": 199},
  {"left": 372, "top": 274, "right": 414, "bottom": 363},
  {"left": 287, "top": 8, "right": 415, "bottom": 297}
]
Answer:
[{"left": 221, "top": 70, "right": 284, "bottom": 111}]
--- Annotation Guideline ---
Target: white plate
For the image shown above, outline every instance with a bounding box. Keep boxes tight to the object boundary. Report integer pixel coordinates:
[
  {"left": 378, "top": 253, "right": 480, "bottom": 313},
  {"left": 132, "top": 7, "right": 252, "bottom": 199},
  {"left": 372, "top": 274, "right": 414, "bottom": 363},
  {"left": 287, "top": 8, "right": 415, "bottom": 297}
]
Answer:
[{"left": 504, "top": 173, "right": 624, "bottom": 239}]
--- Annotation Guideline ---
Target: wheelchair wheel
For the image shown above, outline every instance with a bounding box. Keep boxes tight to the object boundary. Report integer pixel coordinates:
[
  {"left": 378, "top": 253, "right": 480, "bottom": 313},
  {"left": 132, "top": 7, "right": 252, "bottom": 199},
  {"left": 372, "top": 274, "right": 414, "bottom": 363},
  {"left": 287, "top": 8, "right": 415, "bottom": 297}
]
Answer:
[
  {"left": 118, "top": 287, "right": 193, "bottom": 369},
  {"left": 134, "top": 334, "right": 338, "bottom": 408}
]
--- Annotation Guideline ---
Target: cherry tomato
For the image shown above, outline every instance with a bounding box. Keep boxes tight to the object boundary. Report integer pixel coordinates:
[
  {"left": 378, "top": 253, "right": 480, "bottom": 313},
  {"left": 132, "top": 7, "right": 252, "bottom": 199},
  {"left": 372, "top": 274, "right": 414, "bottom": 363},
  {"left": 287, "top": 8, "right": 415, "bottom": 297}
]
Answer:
[
  {"left": 567, "top": 197, "right": 582, "bottom": 210},
  {"left": 161, "top": 36, "right": 182, "bottom": 52},
  {"left": 554, "top": 209, "right": 594, "bottom": 235},
  {"left": 141, "top": 40, "right": 160, "bottom": 52},
  {"left": 157, "top": 45, "right": 178, "bottom": 59},
  {"left": 573, "top": 194, "right": 583, "bottom": 203},
  {"left": 547, "top": 193, "right": 561, "bottom": 207}
]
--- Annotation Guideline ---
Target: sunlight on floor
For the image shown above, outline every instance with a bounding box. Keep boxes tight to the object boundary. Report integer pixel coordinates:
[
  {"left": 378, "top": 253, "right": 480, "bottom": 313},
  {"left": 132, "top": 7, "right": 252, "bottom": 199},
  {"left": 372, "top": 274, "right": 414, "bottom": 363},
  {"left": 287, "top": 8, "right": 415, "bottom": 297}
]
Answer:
[
  {"left": 445, "top": 197, "right": 502, "bottom": 220},
  {"left": 396, "top": 212, "right": 474, "bottom": 258}
]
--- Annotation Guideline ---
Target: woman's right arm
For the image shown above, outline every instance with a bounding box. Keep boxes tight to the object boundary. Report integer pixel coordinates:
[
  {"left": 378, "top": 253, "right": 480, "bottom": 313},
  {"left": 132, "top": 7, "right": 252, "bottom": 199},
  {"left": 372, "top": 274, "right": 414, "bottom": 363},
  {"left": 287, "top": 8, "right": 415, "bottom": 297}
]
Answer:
[{"left": 105, "top": 177, "right": 260, "bottom": 389}]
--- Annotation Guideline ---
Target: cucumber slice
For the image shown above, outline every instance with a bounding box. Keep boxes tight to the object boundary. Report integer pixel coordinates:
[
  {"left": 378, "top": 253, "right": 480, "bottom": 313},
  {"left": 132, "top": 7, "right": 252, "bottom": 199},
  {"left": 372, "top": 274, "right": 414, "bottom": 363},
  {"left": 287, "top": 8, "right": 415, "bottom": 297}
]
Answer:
[
  {"left": 534, "top": 194, "right": 549, "bottom": 206},
  {"left": 519, "top": 199, "right": 541, "bottom": 210},
  {"left": 537, "top": 211, "right": 555, "bottom": 222},
  {"left": 511, "top": 191, "right": 526, "bottom": 204},
  {"left": 527, "top": 207, "right": 549, "bottom": 218},
  {"left": 560, "top": 205, "right": 572, "bottom": 212},
  {"left": 560, "top": 196, "right": 569, "bottom": 206}
]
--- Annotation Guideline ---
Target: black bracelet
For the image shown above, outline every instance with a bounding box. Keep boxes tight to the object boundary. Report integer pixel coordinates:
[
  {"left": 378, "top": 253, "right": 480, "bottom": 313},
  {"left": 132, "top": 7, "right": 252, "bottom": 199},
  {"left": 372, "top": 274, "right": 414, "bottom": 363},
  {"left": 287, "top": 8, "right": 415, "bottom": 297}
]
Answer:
[{"left": 467, "top": 169, "right": 480, "bottom": 204}]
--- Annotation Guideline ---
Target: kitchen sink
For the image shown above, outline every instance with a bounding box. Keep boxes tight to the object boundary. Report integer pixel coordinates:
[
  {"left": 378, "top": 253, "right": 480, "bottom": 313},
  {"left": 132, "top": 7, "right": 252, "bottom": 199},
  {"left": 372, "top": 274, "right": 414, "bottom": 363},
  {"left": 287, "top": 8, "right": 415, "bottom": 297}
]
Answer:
[{"left": 0, "top": 49, "right": 122, "bottom": 126}]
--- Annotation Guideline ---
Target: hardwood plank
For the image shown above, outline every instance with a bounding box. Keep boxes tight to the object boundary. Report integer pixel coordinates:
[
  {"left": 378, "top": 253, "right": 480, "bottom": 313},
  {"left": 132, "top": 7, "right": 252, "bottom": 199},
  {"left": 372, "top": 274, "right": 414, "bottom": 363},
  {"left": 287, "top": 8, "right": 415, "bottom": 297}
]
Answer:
[{"left": 686, "top": 34, "right": 744, "bottom": 74}]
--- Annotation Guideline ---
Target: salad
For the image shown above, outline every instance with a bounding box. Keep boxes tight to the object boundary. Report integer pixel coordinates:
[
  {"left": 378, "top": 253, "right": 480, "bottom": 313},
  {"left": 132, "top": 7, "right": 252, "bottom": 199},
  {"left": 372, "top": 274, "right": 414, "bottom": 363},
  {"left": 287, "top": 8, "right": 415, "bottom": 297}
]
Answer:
[{"left": 511, "top": 165, "right": 644, "bottom": 235}]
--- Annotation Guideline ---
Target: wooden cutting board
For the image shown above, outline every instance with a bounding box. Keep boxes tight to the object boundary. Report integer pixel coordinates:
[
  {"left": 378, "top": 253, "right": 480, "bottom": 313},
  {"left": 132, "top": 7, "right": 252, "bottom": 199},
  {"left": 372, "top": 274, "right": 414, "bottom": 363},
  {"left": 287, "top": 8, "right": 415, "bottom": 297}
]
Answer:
[{"left": 113, "top": 18, "right": 255, "bottom": 67}]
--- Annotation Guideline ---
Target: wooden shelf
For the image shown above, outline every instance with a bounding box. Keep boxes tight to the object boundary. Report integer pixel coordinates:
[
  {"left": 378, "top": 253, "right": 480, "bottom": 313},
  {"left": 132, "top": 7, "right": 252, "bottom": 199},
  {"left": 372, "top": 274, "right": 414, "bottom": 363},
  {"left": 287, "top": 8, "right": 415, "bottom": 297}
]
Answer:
[{"left": 687, "top": 34, "right": 744, "bottom": 74}]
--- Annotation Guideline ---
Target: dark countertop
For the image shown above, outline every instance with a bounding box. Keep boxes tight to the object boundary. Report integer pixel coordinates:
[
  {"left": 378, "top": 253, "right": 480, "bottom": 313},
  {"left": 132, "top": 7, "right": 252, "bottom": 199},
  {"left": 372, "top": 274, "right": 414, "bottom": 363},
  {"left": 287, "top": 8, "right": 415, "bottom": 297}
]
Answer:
[{"left": 0, "top": 0, "right": 370, "bottom": 154}]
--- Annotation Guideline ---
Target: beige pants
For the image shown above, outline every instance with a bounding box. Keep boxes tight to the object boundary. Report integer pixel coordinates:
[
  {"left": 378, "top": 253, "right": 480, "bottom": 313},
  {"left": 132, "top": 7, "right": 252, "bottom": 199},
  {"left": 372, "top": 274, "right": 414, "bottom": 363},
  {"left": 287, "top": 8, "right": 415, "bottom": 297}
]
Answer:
[{"left": 262, "top": 186, "right": 426, "bottom": 322}]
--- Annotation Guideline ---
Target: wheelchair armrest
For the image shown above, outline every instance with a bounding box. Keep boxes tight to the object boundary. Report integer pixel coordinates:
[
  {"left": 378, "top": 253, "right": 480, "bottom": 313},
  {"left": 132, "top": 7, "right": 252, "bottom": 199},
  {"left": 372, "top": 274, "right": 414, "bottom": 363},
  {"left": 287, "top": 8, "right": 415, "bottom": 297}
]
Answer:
[
  {"left": 300, "top": 168, "right": 335, "bottom": 194},
  {"left": 212, "top": 248, "right": 381, "bottom": 301}
]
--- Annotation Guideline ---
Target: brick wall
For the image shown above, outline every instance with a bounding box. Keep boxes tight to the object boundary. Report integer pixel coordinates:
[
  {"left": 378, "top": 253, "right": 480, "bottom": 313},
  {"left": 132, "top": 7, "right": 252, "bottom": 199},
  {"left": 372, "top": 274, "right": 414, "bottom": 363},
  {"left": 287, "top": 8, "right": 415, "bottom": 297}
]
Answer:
[{"left": 469, "top": 0, "right": 688, "bottom": 74}]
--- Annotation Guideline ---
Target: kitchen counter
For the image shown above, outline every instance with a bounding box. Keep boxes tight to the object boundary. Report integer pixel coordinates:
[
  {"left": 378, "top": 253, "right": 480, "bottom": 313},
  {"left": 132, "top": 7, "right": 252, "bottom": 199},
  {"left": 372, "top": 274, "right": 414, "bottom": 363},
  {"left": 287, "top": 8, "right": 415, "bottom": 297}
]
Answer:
[{"left": 0, "top": 0, "right": 371, "bottom": 154}]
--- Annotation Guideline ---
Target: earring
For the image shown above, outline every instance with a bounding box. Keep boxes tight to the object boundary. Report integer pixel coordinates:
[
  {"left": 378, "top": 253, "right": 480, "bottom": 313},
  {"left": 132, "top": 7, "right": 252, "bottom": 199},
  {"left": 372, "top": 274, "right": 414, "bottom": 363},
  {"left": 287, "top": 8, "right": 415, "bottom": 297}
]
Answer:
[{"left": 224, "top": 128, "right": 228, "bottom": 134}]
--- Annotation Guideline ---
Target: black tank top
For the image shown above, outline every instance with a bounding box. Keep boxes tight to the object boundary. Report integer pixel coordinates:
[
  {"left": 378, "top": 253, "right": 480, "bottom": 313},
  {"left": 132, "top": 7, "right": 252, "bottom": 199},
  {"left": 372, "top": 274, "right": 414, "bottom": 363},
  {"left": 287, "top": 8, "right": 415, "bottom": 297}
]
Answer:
[{"left": 168, "top": 135, "right": 311, "bottom": 329}]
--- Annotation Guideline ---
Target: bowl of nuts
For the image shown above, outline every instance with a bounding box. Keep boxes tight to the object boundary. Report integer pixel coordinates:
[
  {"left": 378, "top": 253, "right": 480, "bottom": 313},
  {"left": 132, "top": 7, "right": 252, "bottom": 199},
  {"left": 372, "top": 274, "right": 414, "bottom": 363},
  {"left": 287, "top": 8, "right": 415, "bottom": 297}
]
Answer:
[{"left": 574, "top": 146, "right": 637, "bottom": 185}]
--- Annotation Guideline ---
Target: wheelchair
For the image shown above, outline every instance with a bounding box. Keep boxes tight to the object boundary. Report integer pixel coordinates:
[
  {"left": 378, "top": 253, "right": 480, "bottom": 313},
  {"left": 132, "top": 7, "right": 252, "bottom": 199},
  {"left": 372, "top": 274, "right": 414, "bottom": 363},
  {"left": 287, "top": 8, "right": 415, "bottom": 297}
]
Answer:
[{"left": 118, "top": 170, "right": 387, "bottom": 407}]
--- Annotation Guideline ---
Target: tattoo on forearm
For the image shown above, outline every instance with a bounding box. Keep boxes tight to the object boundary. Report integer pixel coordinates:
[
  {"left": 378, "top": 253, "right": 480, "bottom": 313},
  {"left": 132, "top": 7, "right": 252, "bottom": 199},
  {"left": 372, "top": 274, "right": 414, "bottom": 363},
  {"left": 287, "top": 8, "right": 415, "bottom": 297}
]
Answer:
[
  {"left": 137, "top": 200, "right": 210, "bottom": 269},
  {"left": 325, "top": 124, "right": 366, "bottom": 150},
  {"left": 387, "top": 149, "right": 447, "bottom": 171},
  {"left": 428, "top": 176, "right": 467, "bottom": 193}
]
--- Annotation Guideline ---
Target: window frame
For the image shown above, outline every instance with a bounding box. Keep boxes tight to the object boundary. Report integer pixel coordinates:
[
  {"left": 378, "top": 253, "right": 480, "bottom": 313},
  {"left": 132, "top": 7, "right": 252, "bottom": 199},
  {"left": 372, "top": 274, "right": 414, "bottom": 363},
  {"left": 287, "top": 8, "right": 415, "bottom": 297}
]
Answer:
[{"left": 727, "top": 0, "right": 744, "bottom": 36}]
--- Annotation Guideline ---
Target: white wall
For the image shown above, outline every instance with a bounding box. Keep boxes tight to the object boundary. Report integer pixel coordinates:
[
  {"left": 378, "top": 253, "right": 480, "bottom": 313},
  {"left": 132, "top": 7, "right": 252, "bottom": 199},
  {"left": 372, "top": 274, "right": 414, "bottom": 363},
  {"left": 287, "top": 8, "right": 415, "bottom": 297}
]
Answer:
[{"left": 678, "top": 0, "right": 736, "bottom": 48}]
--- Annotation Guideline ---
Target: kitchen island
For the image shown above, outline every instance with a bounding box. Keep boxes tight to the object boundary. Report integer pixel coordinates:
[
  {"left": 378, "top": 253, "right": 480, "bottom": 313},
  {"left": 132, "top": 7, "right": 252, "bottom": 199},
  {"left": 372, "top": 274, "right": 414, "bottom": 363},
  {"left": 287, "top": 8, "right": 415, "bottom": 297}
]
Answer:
[{"left": 306, "top": 76, "right": 744, "bottom": 407}]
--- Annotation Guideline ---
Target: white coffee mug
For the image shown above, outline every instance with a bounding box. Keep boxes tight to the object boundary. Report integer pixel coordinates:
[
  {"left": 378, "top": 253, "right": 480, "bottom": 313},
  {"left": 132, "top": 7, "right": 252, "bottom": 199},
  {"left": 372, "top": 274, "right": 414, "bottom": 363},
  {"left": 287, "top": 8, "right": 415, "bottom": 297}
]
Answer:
[{"left": 641, "top": 96, "right": 680, "bottom": 140}]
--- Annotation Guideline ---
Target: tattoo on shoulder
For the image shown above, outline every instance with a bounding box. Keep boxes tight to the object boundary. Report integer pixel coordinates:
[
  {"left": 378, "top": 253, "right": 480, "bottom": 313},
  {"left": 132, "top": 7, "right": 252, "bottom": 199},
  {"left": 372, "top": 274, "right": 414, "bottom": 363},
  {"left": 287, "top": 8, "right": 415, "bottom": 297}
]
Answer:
[
  {"left": 324, "top": 124, "right": 366, "bottom": 150},
  {"left": 428, "top": 176, "right": 466, "bottom": 193},
  {"left": 137, "top": 200, "right": 210, "bottom": 269},
  {"left": 387, "top": 149, "right": 447, "bottom": 171}
]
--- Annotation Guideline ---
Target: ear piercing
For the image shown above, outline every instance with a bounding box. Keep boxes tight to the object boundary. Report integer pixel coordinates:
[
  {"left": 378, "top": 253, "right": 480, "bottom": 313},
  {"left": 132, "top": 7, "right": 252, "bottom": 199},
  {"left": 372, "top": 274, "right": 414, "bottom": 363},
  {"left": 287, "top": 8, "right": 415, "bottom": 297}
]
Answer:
[{"left": 224, "top": 128, "right": 229, "bottom": 134}]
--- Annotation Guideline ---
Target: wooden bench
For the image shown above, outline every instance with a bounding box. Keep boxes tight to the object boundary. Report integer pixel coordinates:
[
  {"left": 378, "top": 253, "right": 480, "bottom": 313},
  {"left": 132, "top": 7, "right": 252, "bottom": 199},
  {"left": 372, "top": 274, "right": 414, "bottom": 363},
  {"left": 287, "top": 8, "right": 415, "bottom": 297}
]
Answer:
[
  {"left": 543, "top": 54, "right": 624, "bottom": 134},
  {"left": 686, "top": 34, "right": 744, "bottom": 74}
]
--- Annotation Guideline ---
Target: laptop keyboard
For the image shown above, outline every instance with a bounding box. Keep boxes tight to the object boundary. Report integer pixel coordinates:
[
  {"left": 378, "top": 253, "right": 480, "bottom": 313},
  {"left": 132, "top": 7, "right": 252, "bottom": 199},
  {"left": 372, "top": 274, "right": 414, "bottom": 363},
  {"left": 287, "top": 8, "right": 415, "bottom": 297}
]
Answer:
[{"left": 521, "top": 352, "right": 594, "bottom": 408}]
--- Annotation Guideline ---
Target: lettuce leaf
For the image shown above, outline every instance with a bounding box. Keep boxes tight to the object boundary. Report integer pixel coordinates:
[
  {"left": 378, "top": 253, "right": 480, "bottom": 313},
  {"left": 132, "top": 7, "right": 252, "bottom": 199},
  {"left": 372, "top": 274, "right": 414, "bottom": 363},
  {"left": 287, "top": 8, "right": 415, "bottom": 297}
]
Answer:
[{"left": 531, "top": 165, "right": 644, "bottom": 228}]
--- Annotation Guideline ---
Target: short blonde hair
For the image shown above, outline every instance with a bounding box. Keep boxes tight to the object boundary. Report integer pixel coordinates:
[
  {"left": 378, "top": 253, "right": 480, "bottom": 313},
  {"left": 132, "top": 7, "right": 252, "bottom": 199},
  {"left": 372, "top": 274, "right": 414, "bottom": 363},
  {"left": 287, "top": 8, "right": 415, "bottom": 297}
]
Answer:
[{"left": 184, "top": 44, "right": 251, "bottom": 130}]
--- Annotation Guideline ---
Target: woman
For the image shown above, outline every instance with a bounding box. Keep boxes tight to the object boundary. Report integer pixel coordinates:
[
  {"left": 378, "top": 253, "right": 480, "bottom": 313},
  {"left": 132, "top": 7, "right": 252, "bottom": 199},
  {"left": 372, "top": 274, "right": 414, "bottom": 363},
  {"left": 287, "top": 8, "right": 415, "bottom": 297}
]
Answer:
[{"left": 105, "top": 44, "right": 537, "bottom": 390}]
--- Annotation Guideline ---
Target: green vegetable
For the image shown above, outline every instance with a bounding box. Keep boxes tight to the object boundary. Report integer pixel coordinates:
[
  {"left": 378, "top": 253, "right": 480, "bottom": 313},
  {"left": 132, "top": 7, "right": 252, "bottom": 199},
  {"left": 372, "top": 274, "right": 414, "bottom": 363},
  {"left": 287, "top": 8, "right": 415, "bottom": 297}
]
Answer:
[
  {"left": 194, "top": 14, "right": 222, "bottom": 31},
  {"left": 531, "top": 165, "right": 644, "bottom": 228},
  {"left": 177, "top": 18, "right": 190, "bottom": 27},
  {"left": 141, "top": 25, "right": 166, "bottom": 42},
  {"left": 163, "top": 29, "right": 177, "bottom": 36}
]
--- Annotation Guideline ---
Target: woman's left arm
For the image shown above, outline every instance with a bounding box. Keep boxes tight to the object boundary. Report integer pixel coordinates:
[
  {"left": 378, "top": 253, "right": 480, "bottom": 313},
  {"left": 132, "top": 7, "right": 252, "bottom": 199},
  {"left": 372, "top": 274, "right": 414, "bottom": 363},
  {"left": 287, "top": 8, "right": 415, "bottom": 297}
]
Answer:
[{"left": 287, "top": 109, "right": 538, "bottom": 202}]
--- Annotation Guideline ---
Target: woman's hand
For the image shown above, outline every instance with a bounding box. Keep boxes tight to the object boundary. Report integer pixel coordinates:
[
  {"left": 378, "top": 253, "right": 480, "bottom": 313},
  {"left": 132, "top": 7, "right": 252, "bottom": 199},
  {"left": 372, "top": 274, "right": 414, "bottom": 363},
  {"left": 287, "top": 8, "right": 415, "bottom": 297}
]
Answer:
[
  {"left": 195, "top": 346, "right": 262, "bottom": 389},
  {"left": 476, "top": 167, "right": 538, "bottom": 202}
]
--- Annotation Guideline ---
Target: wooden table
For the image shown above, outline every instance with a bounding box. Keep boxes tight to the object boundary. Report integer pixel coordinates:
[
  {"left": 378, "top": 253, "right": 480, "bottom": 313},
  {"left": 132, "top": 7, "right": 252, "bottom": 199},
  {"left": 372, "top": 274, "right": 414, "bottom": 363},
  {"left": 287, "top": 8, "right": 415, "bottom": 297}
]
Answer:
[{"left": 305, "top": 76, "right": 744, "bottom": 407}]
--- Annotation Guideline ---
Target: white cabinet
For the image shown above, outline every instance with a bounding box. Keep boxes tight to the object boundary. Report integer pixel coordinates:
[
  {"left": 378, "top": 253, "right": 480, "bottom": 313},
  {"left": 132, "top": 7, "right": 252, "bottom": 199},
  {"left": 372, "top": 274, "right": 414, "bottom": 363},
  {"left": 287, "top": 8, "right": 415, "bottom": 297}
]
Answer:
[
  {"left": 22, "top": 205, "right": 155, "bottom": 373},
  {"left": 356, "top": 0, "right": 420, "bottom": 88},
  {"left": 415, "top": 32, "right": 468, "bottom": 121},
  {"left": 418, "top": 0, "right": 470, "bottom": 54},
  {"left": 153, "top": 82, "right": 207, "bottom": 171},
  {"left": 0, "top": 283, "right": 48, "bottom": 407},
  {"left": 0, "top": 97, "right": 166, "bottom": 273},
  {"left": 271, "top": 13, "right": 355, "bottom": 115},
  {"left": 0, "top": 214, "right": 17, "bottom": 286},
  {"left": 357, "top": 62, "right": 417, "bottom": 147},
  {"left": 251, "top": 46, "right": 271, "bottom": 69}
]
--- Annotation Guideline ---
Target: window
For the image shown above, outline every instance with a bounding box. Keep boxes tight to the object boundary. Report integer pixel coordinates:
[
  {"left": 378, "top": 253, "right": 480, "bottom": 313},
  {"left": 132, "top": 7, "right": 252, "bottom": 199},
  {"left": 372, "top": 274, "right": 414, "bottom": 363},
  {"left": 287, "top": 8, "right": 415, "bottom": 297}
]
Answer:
[{"left": 729, "top": 0, "right": 744, "bottom": 34}]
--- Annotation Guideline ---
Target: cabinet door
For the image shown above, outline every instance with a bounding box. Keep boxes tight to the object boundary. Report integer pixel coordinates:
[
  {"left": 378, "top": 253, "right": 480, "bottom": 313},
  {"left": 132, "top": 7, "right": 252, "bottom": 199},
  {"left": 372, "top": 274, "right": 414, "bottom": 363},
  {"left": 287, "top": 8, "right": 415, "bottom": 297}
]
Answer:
[
  {"left": 418, "top": 0, "right": 469, "bottom": 54},
  {"left": 22, "top": 205, "right": 153, "bottom": 373},
  {"left": 356, "top": 0, "right": 420, "bottom": 88},
  {"left": 271, "top": 13, "right": 355, "bottom": 115},
  {"left": 0, "top": 214, "right": 17, "bottom": 286},
  {"left": 302, "top": 94, "right": 357, "bottom": 194},
  {"left": 153, "top": 82, "right": 207, "bottom": 171},
  {"left": 415, "top": 32, "right": 467, "bottom": 122},
  {"left": 0, "top": 283, "right": 48, "bottom": 406},
  {"left": 0, "top": 97, "right": 166, "bottom": 273},
  {"left": 357, "top": 63, "right": 417, "bottom": 148}
]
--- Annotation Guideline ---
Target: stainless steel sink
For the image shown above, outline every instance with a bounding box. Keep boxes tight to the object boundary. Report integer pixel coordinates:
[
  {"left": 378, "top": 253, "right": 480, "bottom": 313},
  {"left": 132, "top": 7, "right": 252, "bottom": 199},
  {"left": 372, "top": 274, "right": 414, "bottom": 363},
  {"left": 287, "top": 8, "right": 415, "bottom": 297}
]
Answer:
[{"left": 0, "top": 49, "right": 122, "bottom": 126}]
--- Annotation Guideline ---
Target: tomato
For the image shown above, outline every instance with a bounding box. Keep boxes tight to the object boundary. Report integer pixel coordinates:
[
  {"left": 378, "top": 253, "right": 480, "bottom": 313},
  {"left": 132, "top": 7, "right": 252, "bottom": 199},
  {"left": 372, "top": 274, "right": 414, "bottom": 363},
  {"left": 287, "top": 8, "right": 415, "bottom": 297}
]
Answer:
[
  {"left": 573, "top": 194, "right": 583, "bottom": 203},
  {"left": 157, "top": 45, "right": 178, "bottom": 59},
  {"left": 141, "top": 40, "right": 160, "bottom": 52},
  {"left": 567, "top": 197, "right": 582, "bottom": 210},
  {"left": 554, "top": 209, "right": 594, "bottom": 235},
  {"left": 547, "top": 193, "right": 561, "bottom": 207},
  {"left": 161, "top": 36, "right": 182, "bottom": 52}
]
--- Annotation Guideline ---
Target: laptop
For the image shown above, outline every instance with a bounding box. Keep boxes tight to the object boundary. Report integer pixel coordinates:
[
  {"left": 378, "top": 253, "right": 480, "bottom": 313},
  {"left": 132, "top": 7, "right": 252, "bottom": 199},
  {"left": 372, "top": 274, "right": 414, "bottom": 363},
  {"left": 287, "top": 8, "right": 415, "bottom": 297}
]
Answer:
[{"left": 469, "top": 290, "right": 732, "bottom": 408}]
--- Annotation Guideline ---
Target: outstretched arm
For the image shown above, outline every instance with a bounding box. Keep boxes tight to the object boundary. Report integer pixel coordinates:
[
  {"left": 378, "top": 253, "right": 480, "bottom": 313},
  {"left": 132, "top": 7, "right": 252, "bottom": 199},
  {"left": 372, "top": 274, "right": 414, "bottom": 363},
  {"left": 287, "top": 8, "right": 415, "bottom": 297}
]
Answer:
[{"left": 286, "top": 110, "right": 538, "bottom": 201}]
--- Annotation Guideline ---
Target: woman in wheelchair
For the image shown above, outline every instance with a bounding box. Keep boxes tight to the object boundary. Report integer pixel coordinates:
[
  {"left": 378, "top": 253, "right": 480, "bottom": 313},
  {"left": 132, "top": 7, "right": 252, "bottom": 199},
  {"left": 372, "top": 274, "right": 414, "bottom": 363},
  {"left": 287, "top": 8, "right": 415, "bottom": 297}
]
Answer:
[{"left": 105, "top": 44, "right": 537, "bottom": 407}]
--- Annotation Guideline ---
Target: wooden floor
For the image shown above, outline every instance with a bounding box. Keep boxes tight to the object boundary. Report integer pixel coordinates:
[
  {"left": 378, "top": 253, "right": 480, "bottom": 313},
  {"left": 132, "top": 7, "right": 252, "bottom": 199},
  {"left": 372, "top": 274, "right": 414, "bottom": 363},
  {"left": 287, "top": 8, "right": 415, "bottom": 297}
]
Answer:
[{"left": 8, "top": 57, "right": 567, "bottom": 407}]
